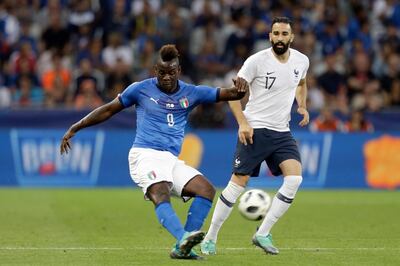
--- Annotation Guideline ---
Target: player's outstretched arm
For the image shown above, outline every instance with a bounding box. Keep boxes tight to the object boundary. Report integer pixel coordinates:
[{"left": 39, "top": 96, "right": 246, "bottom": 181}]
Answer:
[
  {"left": 60, "top": 98, "right": 125, "bottom": 154},
  {"left": 218, "top": 77, "right": 248, "bottom": 101}
]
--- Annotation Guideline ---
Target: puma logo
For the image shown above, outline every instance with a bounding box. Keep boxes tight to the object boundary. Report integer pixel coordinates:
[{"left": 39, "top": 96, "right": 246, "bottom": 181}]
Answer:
[{"left": 150, "top": 97, "right": 159, "bottom": 104}]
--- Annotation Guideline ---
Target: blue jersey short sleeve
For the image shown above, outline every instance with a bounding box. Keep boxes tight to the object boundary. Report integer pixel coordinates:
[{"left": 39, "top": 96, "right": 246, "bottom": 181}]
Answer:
[
  {"left": 118, "top": 82, "right": 141, "bottom": 107},
  {"left": 193, "top": 85, "right": 218, "bottom": 104}
]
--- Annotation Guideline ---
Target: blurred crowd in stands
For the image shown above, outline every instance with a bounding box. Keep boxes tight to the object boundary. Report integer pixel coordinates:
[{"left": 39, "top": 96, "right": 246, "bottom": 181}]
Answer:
[{"left": 0, "top": 0, "right": 399, "bottom": 131}]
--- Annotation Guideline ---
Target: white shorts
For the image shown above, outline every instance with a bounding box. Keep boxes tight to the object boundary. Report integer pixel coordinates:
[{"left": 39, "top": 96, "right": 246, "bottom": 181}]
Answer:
[{"left": 128, "top": 148, "right": 202, "bottom": 199}]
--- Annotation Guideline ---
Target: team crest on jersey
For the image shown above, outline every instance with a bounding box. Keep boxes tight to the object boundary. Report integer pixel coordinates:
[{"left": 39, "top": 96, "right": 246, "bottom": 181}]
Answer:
[
  {"left": 147, "top": 170, "right": 157, "bottom": 180},
  {"left": 179, "top": 97, "right": 189, "bottom": 108},
  {"left": 294, "top": 69, "right": 299, "bottom": 78}
]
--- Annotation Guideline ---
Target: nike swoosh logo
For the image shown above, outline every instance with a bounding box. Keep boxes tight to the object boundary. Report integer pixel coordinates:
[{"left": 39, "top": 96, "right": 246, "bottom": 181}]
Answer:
[{"left": 267, "top": 72, "right": 274, "bottom": 75}]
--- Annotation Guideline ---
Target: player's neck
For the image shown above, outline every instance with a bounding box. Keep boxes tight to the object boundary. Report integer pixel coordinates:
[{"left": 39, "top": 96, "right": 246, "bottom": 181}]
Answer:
[
  {"left": 272, "top": 49, "right": 290, "bottom": 63},
  {"left": 157, "top": 82, "right": 179, "bottom": 94}
]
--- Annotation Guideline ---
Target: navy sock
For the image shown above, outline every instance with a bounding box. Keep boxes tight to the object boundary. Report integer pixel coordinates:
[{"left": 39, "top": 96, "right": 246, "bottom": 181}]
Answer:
[
  {"left": 184, "top": 196, "right": 213, "bottom": 232},
  {"left": 155, "top": 202, "right": 185, "bottom": 241}
]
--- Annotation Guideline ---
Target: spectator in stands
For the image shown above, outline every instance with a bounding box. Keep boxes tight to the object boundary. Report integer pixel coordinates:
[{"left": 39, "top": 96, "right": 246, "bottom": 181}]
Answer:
[
  {"left": 40, "top": 12, "right": 70, "bottom": 52},
  {"left": 76, "top": 37, "right": 104, "bottom": 71},
  {"left": 102, "top": 32, "right": 133, "bottom": 73},
  {"left": 380, "top": 54, "right": 400, "bottom": 107},
  {"left": 310, "top": 106, "right": 343, "bottom": 132},
  {"left": 0, "top": 78, "right": 11, "bottom": 108},
  {"left": 390, "top": 79, "right": 400, "bottom": 107},
  {"left": 306, "top": 74, "right": 325, "bottom": 111},
  {"left": 0, "top": 1, "right": 20, "bottom": 46},
  {"left": 346, "top": 51, "right": 383, "bottom": 112},
  {"left": 132, "top": 38, "right": 157, "bottom": 81},
  {"left": 70, "top": 57, "right": 104, "bottom": 103},
  {"left": 41, "top": 51, "right": 71, "bottom": 107},
  {"left": 102, "top": 0, "right": 132, "bottom": 42},
  {"left": 189, "top": 101, "right": 227, "bottom": 129},
  {"left": 13, "top": 75, "right": 43, "bottom": 107},
  {"left": 195, "top": 38, "right": 228, "bottom": 81},
  {"left": 68, "top": 0, "right": 95, "bottom": 33},
  {"left": 10, "top": 41, "right": 36, "bottom": 75},
  {"left": 74, "top": 79, "right": 103, "bottom": 110},
  {"left": 35, "top": 0, "right": 69, "bottom": 31},
  {"left": 104, "top": 57, "right": 132, "bottom": 101},
  {"left": 317, "top": 52, "right": 346, "bottom": 109},
  {"left": 343, "top": 109, "right": 374, "bottom": 133}
]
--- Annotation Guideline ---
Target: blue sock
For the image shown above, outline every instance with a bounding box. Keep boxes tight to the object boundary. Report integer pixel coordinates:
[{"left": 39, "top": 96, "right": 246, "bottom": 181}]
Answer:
[
  {"left": 184, "top": 196, "right": 213, "bottom": 232},
  {"left": 155, "top": 202, "right": 185, "bottom": 241}
]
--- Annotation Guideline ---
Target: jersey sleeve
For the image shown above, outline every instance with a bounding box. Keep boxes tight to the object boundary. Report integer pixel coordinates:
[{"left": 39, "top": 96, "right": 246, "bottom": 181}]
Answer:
[
  {"left": 118, "top": 82, "right": 141, "bottom": 108},
  {"left": 193, "top": 85, "right": 218, "bottom": 104},
  {"left": 301, "top": 57, "right": 310, "bottom": 79},
  {"left": 237, "top": 56, "right": 257, "bottom": 83}
]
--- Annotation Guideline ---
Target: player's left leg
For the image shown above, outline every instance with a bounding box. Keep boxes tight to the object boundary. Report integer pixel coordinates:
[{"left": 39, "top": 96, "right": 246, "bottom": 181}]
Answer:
[
  {"left": 181, "top": 174, "right": 215, "bottom": 232},
  {"left": 170, "top": 163, "right": 214, "bottom": 259},
  {"left": 254, "top": 159, "right": 303, "bottom": 255}
]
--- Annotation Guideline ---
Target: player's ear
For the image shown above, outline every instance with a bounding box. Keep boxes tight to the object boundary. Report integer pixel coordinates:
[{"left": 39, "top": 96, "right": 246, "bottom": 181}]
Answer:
[{"left": 290, "top": 33, "right": 295, "bottom": 43}]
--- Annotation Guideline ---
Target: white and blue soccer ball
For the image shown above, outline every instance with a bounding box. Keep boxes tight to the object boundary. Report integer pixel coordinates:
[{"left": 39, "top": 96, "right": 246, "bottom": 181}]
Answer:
[{"left": 238, "top": 189, "right": 272, "bottom": 221}]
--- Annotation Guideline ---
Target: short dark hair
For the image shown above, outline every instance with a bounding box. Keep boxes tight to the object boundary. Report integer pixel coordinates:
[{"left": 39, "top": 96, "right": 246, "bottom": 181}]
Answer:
[
  {"left": 271, "top": 17, "right": 293, "bottom": 29},
  {"left": 159, "top": 44, "right": 179, "bottom": 62}
]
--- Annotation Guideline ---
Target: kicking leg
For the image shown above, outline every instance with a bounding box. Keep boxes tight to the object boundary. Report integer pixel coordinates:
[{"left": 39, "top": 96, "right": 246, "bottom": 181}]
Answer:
[
  {"left": 181, "top": 174, "right": 215, "bottom": 232},
  {"left": 148, "top": 182, "right": 205, "bottom": 259},
  {"left": 148, "top": 182, "right": 186, "bottom": 241}
]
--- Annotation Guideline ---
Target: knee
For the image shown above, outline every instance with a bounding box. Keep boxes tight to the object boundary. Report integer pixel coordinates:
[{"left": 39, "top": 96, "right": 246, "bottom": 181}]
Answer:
[
  {"left": 147, "top": 182, "right": 171, "bottom": 205},
  {"left": 231, "top": 173, "right": 250, "bottom": 187},
  {"left": 284, "top": 175, "right": 303, "bottom": 189},
  {"left": 201, "top": 181, "right": 216, "bottom": 201}
]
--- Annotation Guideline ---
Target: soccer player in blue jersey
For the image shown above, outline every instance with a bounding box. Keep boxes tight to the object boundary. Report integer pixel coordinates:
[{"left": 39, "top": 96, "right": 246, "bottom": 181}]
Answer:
[{"left": 60, "top": 44, "right": 248, "bottom": 260}]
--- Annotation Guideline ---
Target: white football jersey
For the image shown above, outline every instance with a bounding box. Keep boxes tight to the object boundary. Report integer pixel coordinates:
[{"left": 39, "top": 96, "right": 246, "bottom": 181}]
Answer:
[{"left": 238, "top": 48, "right": 309, "bottom": 131}]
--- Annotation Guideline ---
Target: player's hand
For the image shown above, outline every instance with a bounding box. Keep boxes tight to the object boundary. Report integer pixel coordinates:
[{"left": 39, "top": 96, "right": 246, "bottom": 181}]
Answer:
[
  {"left": 60, "top": 129, "right": 75, "bottom": 155},
  {"left": 297, "top": 107, "right": 309, "bottom": 127},
  {"left": 232, "top": 77, "right": 248, "bottom": 93},
  {"left": 238, "top": 121, "right": 253, "bottom": 146}
]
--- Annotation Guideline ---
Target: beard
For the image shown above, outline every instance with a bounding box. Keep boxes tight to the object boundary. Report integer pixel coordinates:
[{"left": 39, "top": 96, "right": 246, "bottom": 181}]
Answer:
[{"left": 271, "top": 40, "right": 290, "bottom": 55}]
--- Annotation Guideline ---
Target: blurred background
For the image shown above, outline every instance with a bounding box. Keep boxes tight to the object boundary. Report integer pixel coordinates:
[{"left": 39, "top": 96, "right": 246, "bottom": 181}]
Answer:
[{"left": 0, "top": 0, "right": 399, "bottom": 189}]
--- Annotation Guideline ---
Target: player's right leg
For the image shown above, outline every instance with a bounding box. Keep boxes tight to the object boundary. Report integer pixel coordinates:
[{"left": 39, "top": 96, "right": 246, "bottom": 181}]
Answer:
[
  {"left": 201, "top": 174, "right": 248, "bottom": 255},
  {"left": 254, "top": 159, "right": 303, "bottom": 255},
  {"left": 147, "top": 182, "right": 205, "bottom": 259},
  {"left": 128, "top": 148, "right": 203, "bottom": 259}
]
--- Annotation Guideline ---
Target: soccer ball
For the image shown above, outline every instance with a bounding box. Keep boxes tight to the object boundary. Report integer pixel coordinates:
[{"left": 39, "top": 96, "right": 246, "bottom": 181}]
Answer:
[{"left": 238, "top": 189, "right": 272, "bottom": 221}]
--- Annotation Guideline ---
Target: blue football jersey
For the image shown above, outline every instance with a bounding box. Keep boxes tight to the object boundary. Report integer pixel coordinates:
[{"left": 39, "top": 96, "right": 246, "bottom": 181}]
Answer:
[{"left": 118, "top": 78, "right": 219, "bottom": 155}]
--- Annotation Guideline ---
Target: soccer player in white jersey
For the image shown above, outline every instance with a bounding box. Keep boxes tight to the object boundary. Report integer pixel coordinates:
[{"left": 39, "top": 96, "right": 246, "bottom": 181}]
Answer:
[
  {"left": 201, "top": 17, "right": 310, "bottom": 255},
  {"left": 60, "top": 44, "right": 248, "bottom": 260}
]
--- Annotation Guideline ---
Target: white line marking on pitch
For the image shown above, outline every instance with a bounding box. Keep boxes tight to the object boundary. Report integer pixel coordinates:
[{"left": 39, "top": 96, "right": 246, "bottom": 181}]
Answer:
[{"left": 1, "top": 247, "right": 399, "bottom": 251}]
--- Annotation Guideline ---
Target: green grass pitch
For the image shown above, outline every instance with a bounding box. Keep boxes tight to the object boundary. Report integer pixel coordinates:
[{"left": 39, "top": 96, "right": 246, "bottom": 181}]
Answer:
[{"left": 0, "top": 189, "right": 399, "bottom": 265}]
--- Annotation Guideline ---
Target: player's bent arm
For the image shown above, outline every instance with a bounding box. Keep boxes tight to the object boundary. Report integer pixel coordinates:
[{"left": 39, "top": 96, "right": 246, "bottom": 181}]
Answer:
[
  {"left": 296, "top": 78, "right": 310, "bottom": 126},
  {"left": 228, "top": 99, "right": 248, "bottom": 126},
  {"left": 70, "top": 98, "right": 125, "bottom": 133},
  {"left": 295, "top": 78, "right": 307, "bottom": 109},
  {"left": 61, "top": 98, "right": 125, "bottom": 155},
  {"left": 229, "top": 96, "right": 253, "bottom": 145}
]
